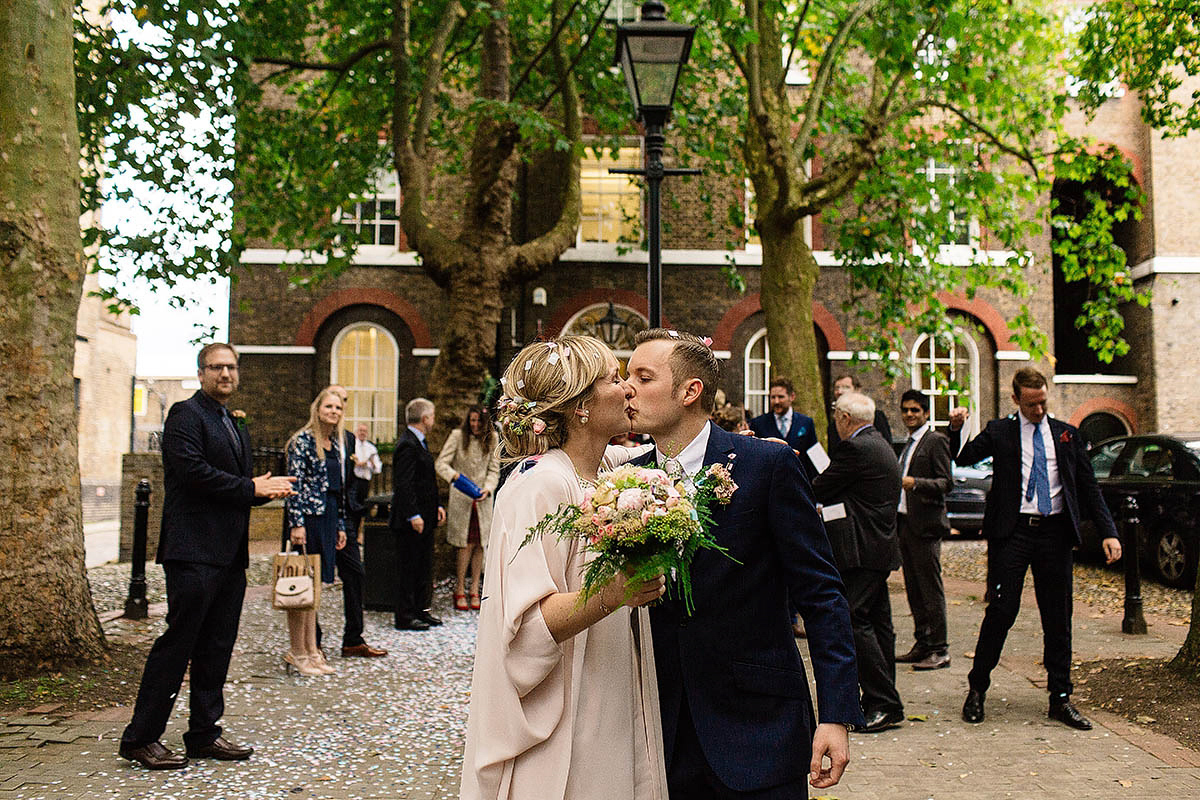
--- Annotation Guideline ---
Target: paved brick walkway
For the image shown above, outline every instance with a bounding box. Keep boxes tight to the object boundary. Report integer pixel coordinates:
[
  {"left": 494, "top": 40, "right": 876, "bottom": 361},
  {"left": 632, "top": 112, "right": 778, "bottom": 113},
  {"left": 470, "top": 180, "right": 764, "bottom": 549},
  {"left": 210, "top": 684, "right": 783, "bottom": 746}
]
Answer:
[{"left": 2, "top": 556, "right": 1199, "bottom": 799}]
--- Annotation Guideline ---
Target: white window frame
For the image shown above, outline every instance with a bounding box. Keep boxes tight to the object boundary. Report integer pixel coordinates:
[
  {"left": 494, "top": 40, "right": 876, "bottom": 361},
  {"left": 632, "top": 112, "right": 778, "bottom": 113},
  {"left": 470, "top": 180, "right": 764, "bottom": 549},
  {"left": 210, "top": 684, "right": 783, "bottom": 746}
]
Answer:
[
  {"left": 916, "top": 153, "right": 978, "bottom": 248},
  {"left": 577, "top": 143, "right": 644, "bottom": 248},
  {"left": 910, "top": 329, "right": 980, "bottom": 439},
  {"left": 334, "top": 170, "right": 401, "bottom": 252},
  {"left": 330, "top": 322, "right": 400, "bottom": 441},
  {"left": 743, "top": 328, "right": 771, "bottom": 418}
]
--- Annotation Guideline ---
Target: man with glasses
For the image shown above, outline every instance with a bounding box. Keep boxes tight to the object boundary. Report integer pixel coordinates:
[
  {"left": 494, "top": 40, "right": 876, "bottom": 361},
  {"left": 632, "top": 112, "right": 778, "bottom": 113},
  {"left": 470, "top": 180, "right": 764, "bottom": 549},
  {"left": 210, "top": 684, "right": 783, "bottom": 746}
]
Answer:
[
  {"left": 894, "top": 390, "right": 953, "bottom": 671},
  {"left": 120, "top": 343, "right": 295, "bottom": 770}
]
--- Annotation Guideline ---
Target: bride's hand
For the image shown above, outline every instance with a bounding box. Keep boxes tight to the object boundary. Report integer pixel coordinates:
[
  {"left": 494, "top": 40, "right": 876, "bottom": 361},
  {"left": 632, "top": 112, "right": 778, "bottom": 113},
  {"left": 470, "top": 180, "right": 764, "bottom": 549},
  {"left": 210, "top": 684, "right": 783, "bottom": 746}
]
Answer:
[{"left": 602, "top": 572, "right": 666, "bottom": 611}]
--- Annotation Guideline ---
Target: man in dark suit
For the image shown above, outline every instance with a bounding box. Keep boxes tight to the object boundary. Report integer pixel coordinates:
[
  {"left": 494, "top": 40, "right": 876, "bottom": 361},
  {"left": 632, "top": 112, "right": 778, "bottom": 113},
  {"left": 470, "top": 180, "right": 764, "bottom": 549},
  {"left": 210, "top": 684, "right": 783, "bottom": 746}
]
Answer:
[
  {"left": 389, "top": 397, "right": 445, "bottom": 631},
  {"left": 749, "top": 377, "right": 820, "bottom": 478},
  {"left": 628, "top": 330, "right": 863, "bottom": 798},
  {"left": 323, "top": 386, "right": 386, "bottom": 658},
  {"left": 894, "top": 389, "right": 954, "bottom": 671},
  {"left": 950, "top": 367, "right": 1121, "bottom": 730},
  {"left": 119, "top": 344, "right": 295, "bottom": 770},
  {"left": 813, "top": 392, "right": 905, "bottom": 734},
  {"left": 827, "top": 373, "right": 893, "bottom": 449}
]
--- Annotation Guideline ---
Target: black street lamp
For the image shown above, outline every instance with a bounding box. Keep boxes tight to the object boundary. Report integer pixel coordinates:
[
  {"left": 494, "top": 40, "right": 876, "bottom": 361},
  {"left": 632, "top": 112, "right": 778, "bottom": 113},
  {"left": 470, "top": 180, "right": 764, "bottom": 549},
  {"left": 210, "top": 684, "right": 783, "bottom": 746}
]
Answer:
[
  {"left": 612, "top": 1, "right": 698, "bottom": 329},
  {"left": 594, "top": 301, "right": 629, "bottom": 347}
]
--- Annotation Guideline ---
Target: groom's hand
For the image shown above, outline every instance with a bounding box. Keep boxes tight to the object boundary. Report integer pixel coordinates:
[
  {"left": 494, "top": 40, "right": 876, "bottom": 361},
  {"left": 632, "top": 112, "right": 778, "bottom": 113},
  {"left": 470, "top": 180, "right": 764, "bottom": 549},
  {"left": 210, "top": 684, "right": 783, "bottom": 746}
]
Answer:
[{"left": 809, "top": 722, "right": 849, "bottom": 789}]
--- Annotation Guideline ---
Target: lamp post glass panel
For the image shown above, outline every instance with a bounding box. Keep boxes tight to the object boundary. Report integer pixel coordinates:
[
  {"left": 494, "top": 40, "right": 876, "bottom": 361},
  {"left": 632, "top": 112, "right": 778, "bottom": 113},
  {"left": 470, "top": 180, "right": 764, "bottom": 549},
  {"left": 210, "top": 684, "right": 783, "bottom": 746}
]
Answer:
[{"left": 613, "top": 1, "right": 696, "bottom": 328}]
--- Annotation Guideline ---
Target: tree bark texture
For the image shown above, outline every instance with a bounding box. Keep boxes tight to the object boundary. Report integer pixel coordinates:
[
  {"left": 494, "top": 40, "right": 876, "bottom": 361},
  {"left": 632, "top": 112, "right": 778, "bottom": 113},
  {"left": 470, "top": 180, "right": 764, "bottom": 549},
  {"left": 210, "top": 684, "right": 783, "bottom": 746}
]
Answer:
[
  {"left": 0, "top": 0, "right": 107, "bottom": 673},
  {"left": 1171, "top": 568, "right": 1200, "bottom": 677}
]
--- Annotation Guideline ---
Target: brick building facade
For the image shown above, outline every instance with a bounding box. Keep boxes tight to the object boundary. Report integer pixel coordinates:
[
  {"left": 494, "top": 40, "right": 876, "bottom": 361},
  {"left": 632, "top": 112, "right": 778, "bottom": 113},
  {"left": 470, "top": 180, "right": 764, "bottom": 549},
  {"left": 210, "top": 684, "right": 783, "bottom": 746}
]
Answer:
[{"left": 227, "top": 77, "right": 1200, "bottom": 452}]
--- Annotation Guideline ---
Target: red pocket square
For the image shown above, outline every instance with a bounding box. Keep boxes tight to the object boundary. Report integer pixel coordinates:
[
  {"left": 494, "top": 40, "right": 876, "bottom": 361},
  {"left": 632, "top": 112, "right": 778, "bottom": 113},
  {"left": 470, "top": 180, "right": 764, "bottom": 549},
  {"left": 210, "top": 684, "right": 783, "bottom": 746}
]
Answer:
[{"left": 1059, "top": 431, "right": 1072, "bottom": 443}]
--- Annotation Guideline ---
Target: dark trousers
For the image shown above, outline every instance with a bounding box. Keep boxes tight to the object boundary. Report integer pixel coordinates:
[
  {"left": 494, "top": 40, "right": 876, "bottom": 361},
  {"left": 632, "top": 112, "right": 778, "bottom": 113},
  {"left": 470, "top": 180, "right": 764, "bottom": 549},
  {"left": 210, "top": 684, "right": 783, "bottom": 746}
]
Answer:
[
  {"left": 315, "top": 536, "right": 368, "bottom": 650},
  {"left": 897, "top": 514, "right": 948, "bottom": 654},
  {"left": 969, "top": 517, "right": 1075, "bottom": 699},
  {"left": 121, "top": 561, "right": 246, "bottom": 749},
  {"left": 667, "top": 695, "right": 809, "bottom": 799},
  {"left": 394, "top": 522, "right": 434, "bottom": 624},
  {"left": 347, "top": 476, "right": 371, "bottom": 535},
  {"left": 843, "top": 567, "right": 903, "bottom": 716}
]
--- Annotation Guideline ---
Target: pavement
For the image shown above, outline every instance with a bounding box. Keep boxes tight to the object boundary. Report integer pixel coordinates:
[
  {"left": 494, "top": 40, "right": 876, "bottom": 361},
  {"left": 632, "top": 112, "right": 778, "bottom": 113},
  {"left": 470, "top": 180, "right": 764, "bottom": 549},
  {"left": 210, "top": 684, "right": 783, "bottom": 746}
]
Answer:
[
  {"left": 84, "top": 518, "right": 119, "bottom": 568},
  {"left": 2, "top": 545, "right": 1200, "bottom": 799}
]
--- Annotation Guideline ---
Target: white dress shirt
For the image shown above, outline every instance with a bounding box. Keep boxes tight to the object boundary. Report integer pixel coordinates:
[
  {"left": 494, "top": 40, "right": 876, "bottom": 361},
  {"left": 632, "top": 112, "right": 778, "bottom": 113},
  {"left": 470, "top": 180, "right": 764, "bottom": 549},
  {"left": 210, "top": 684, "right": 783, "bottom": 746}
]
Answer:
[
  {"left": 353, "top": 437, "right": 382, "bottom": 480},
  {"left": 897, "top": 422, "right": 929, "bottom": 515},
  {"left": 1018, "top": 413, "right": 1064, "bottom": 515}
]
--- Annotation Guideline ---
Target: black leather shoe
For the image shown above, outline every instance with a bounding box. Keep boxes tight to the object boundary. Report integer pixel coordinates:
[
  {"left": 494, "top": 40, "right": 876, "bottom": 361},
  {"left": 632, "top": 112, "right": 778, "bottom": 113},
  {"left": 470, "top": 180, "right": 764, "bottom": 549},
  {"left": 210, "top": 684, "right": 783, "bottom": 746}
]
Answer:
[
  {"left": 861, "top": 709, "right": 905, "bottom": 733},
  {"left": 962, "top": 689, "right": 986, "bottom": 723},
  {"left": 912, "top": 652, "right": 951, "bottom": 671},
  {"left": 1048, "top": 700, "right": 1092, "bottom": 730},
  {"left": 394, "top": 617, "right": 431, "bottom": 631},
  {"left": 119, "top": 740, "right": 189, "bottom": 770},
  {"left": 895, "top": 646, "right": 930, "bottom": 664},
  {"left": 186, "top": 736, "right": 253, "bottom": 761},
  {"left": 417, "top": 612, "right": 443, "bottom": 627}
]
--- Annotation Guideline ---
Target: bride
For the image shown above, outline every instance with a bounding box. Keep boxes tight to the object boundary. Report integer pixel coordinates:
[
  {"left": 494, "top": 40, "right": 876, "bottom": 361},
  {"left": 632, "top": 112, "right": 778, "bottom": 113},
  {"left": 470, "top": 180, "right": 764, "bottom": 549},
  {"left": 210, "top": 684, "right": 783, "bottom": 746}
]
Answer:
[{"left": 460, "top": 335, "right": 667, "bottom": 800}]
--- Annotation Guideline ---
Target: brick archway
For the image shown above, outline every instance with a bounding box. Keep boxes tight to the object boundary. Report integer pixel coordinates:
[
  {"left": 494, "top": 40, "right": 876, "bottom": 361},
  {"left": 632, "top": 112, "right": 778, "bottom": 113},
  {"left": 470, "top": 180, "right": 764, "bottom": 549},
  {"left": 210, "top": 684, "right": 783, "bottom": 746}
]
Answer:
[
  {"left": 711, "top": 293, "right": 847, "bottom": 352},
  {"left": 934, "top": 292, "right": 1016, "bottom": 350},
  {"left": 294, "top": 288, "right": 433, "bottom": 348},
  {"left": 1068, "top": 396, "right": 1139, "bottom": 433}
]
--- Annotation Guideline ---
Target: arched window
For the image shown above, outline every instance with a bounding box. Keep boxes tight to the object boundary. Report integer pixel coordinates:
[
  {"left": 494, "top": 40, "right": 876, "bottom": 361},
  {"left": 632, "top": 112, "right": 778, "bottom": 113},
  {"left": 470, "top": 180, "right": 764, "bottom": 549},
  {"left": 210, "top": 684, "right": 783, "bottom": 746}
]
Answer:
[
  {"left": 910, "top": 330, "right": 979, "bottom": 437},
  {"left": 744, "top": 329, "right": 771, "bottom": 418},
  {"left": 561, "top": 302, "right": 648, "bottom": 359},
  {"left": 1079, "top": 411, "right": 1129, "bottom": 447},
  {"left": 331, "top": 323, "right": 399, "bottom": 442}
]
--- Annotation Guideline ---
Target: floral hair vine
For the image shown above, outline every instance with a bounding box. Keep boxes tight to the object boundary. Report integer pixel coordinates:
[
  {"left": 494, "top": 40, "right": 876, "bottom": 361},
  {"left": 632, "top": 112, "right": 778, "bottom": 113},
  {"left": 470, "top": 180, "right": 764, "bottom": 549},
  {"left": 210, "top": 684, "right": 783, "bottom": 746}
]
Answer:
[{"left": 498, "top": 396, "right": 546, "bottom": 436}]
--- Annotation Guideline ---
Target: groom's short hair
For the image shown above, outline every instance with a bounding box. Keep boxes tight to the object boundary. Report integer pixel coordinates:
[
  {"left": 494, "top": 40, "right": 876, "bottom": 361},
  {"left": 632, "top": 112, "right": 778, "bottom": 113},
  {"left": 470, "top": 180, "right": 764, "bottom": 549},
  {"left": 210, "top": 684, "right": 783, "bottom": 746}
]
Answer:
[{"left": 634, "top": 328, "right": 720, "bottom": 413}]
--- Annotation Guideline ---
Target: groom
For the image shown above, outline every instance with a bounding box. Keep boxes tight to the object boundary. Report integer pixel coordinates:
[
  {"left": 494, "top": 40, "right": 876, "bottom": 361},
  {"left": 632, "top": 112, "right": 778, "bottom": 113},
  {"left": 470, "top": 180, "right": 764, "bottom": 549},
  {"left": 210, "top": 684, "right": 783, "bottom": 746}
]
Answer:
[{"left": 627, "top": 329, "right": 863, "bottom": 798}]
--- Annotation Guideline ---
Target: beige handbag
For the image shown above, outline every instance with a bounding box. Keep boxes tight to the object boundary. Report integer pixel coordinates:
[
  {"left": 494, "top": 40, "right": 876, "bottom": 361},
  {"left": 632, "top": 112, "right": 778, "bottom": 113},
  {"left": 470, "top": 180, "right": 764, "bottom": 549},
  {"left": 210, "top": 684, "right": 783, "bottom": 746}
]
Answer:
[{"left": 272, "top": 544, "right": 319, "bottom": 610}]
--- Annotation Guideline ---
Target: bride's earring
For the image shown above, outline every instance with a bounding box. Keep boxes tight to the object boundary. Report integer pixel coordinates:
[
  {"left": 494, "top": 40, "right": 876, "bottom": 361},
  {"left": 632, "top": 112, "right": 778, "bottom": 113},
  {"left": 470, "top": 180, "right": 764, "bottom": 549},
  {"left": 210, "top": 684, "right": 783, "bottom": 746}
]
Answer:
[{"left": 576, "top": 408, "right": 589, "bottom": 425}]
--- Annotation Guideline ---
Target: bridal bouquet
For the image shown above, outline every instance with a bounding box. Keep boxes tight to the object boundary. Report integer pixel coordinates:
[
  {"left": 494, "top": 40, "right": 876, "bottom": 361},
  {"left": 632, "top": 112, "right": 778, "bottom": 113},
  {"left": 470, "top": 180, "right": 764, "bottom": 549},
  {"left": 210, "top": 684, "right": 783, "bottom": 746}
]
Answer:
[{"left": 521, "top": 462, "right": 738, "bottom": 614}]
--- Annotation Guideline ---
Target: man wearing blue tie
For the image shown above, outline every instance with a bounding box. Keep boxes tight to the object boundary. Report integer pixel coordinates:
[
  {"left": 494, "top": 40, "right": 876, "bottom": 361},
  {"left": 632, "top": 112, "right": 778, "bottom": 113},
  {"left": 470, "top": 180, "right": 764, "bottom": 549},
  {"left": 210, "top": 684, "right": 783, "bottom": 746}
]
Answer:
[
  {"left": 748, "top": 378, "right": 819, "bottom": 478},
  {"left": 948, "top": 368, "right": 1121, "bottom": 730}
]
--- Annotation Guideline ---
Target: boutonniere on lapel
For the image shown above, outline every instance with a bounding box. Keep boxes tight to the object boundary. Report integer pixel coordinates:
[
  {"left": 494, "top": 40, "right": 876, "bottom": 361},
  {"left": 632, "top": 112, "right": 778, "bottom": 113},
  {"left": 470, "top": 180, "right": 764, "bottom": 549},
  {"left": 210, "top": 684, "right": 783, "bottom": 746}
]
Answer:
[
  {"left": 1059, "top": 430, "right": 1072, "bottom": 444},
  {"left": 231, "top": 409, "right": 248, "bottom": 431}
]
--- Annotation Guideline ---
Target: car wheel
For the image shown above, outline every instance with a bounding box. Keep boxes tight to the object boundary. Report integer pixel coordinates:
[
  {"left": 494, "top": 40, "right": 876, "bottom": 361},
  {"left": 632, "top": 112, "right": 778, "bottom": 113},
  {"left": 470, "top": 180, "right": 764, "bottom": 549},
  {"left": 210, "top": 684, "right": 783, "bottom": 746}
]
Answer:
[{"left": 1153, "top": 528, "right": 1196, "bottom": 589}]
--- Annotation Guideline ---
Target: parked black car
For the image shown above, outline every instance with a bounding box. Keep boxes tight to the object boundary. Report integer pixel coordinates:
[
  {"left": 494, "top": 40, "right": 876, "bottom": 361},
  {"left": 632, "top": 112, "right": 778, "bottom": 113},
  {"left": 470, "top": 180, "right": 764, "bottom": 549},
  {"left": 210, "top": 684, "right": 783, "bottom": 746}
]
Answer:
[
  {"left": 1083, "top": 434, "right": 1200, "bottom": 589},
  {"left": 946, "top": 457, "right": 991, "bottom": 536}
]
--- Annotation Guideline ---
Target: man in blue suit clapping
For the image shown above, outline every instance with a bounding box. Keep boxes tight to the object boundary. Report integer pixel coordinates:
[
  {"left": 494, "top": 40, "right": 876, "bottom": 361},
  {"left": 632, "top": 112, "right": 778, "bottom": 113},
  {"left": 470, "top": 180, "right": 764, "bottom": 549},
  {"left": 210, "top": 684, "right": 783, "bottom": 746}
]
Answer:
[{"left": 627, "top": 329, "right": 862, "bottom": 799}]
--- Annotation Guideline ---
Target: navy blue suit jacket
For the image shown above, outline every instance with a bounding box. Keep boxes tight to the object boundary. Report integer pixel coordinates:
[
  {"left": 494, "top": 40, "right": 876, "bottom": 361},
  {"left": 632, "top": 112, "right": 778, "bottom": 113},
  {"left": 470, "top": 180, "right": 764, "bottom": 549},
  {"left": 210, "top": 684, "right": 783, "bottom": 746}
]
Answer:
[
  {"left": 639, "top": 422, "right": 863, "bottom": 792},
  {"left": 388, "top": 428, "right": 439, "bottom": 531},
  {"left": 749, "top": 410, "right": 819, "bottom": 477},
  {"left": 950, "top": 415, "right": 1118, "bottom": 545},
  {"left": 157, "top": 390, "right": 263, "bottom": 568}
]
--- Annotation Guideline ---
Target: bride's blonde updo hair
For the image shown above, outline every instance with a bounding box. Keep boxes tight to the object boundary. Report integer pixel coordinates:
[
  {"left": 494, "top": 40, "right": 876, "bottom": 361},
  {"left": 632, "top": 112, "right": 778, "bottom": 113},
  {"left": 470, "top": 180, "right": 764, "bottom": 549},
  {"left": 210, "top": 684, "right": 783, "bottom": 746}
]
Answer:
[{"left": 496, "top": 334, "right": 612, "bottom": 460}]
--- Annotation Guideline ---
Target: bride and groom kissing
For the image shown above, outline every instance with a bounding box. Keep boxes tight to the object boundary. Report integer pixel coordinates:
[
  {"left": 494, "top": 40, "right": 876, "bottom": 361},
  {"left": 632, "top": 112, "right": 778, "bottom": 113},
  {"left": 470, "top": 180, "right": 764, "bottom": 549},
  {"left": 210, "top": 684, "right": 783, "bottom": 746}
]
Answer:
[{"left": 460, "top": 328, "right": 863, "bottom": 800}]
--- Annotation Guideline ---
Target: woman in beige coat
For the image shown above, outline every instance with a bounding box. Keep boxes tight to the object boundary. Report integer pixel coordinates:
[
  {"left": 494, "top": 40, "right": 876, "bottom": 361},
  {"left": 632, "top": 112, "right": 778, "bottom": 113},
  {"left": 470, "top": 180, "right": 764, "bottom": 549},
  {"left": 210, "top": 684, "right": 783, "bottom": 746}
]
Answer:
[{"left": 436, "top": 405, "right": 501, "bottom": 610}]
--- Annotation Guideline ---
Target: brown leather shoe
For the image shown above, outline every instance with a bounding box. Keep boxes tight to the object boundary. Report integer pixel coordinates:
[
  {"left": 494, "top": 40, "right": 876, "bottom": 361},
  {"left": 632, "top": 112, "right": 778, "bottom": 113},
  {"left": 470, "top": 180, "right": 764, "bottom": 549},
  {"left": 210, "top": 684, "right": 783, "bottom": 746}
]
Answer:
[
  {"left": 896, "top": 646, "right": 931, "bottom": 664},
  {"left": 185, "top": 736, "right": 253, "bottom": 761},
  {"left": 119, "top": 740, "right": 189, "bottom": 770},
  {"left": 342, "top": 643, "right": 388, "bottom": 658}
]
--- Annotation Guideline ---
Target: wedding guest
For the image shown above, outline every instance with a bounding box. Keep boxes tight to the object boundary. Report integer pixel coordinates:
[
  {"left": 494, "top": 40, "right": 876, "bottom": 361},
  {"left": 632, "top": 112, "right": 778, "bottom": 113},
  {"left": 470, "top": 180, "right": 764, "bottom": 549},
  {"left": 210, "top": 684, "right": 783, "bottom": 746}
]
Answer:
[
  {"left": 119, "top": 343, "right": 294, "bottom": 770},
  {"left": 749, "top": 377, "right": 820, "bottom": 477},
  {"left": 282, "top": 388, "right": 349, "bottom": 676},
  {"left": 951, "top": 368, "right": 1121, "bottom": 729},
  {"left": 813, "top": 392, "right": 905, "bottom": 734},
  {"left": 435, "top": 405, "right": 501, "bottom": 611},
  {"left": 323, "top": 387, "right": 387, "bottom": 659},
  {"left": 349, "top": 422, "right": 383, "bottom": 535},
  {"left": 712, "top": 402, "right": 749, "bottom": 433},
  {"left": 390, "top": 398, "right": 445, "bottom": 631},
  {"left": 460, "top": 335, "right": 665, "bottom": 800}
]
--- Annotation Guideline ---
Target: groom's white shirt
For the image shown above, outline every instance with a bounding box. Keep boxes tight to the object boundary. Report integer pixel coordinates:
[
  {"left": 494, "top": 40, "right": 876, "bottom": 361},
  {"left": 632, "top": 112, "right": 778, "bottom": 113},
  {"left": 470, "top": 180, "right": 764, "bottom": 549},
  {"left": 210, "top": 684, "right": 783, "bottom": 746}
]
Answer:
[{"left": 654, "top": 422, "right": 711, "bottom": 481}]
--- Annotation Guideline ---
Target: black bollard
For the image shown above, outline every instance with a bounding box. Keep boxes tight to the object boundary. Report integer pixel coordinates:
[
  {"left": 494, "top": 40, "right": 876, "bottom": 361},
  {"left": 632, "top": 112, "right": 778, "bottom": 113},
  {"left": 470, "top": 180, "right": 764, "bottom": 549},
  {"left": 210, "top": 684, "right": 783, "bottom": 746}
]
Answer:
[
  {"left": 1120, "top": 494, "right": 1147, "bottom": 635},
  {"left": 123, "top": 478, "right": 151, "bottom": 620}
]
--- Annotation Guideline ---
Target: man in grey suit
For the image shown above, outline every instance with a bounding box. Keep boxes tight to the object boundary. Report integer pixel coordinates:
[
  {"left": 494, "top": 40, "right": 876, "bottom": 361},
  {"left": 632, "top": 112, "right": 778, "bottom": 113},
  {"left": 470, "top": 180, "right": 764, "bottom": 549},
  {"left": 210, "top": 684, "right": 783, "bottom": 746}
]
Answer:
[
  {"left": 813, "top": 392, "right": 904, "bottom": 734},
  {"left": 894, "top": 389, "right": 954, "bottom": 671}
]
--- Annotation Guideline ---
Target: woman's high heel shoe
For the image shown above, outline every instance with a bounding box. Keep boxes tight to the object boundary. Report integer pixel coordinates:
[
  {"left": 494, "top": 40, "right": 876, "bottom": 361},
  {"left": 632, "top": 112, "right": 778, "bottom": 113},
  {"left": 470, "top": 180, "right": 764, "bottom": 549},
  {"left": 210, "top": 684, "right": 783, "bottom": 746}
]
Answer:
[
  {"left": 284, "top": 652, "right": 323, "bottom": 677},
  {"left": 310, "top": 651, "right": 336, "bottom": 675},
  {"left": 469, "top": 593, "right": 481, "bottom": 611},
  {"left": 454, "top": 593, "right": 468, "bottom": 611}
]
